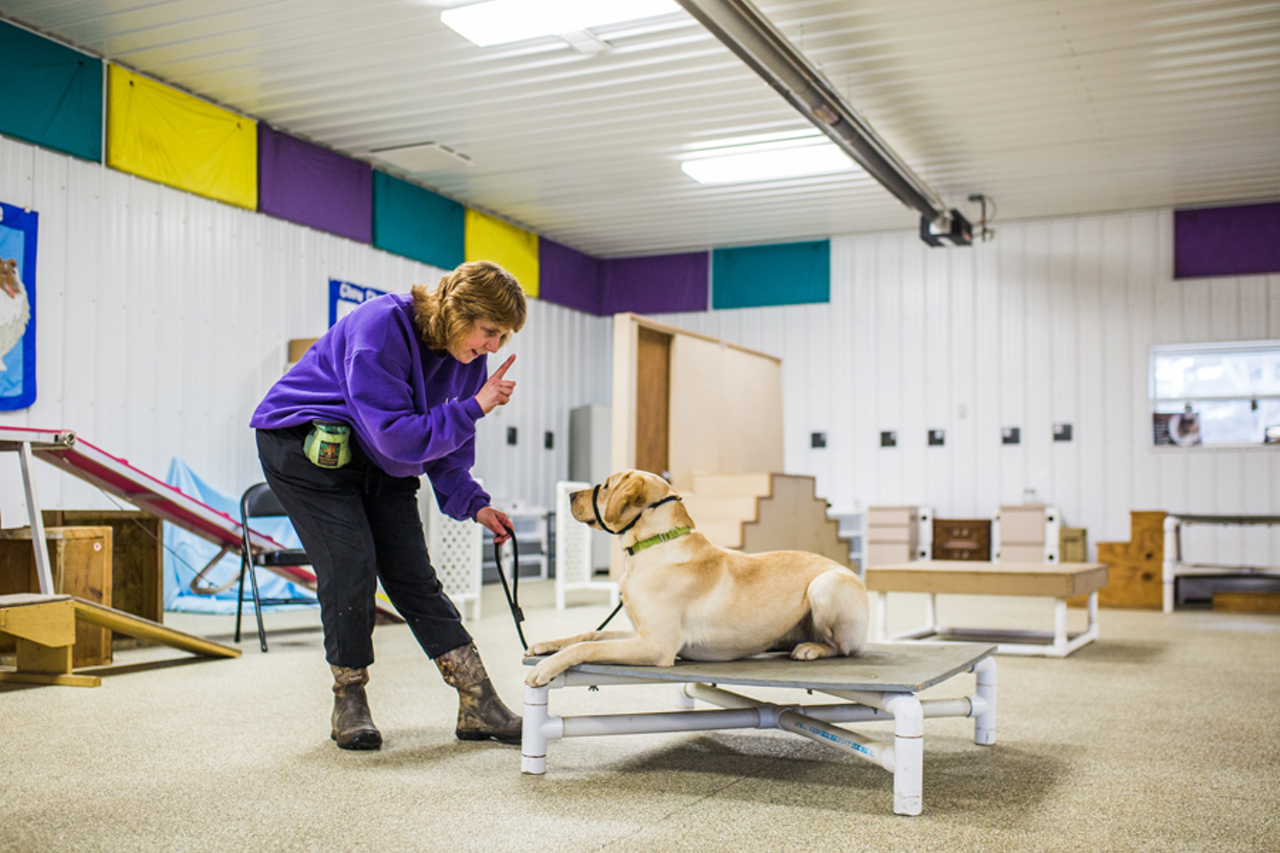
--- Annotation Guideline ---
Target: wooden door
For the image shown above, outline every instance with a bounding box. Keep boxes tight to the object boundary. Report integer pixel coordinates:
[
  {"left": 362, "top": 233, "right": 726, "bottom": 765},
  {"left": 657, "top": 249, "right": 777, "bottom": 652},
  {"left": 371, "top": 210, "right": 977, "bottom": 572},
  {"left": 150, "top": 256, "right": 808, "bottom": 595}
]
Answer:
[{"left": 635, "top": 326, "right": 671, "bottom": 477}]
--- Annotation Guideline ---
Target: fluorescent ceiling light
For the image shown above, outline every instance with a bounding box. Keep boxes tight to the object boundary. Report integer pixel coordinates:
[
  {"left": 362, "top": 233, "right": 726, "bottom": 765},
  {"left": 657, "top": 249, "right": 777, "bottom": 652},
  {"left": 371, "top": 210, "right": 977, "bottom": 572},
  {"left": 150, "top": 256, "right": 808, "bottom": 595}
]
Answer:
[
  {"left": 442, "top": 0, "right": 680, "bottom": 47},
  {"left": 681, "top": 139, "right": 855, "bottom": 184}
]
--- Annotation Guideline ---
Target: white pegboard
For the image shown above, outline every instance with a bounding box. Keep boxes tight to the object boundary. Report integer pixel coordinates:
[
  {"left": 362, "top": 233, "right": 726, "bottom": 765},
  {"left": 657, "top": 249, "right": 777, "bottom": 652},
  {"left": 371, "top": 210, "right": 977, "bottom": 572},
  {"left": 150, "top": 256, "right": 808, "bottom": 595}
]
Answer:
[
  {"left": 554, "top": 481, "right": 618, "bottom": 611},
  {"left": 423, "top": 482, "right": 483, "bottom": 621}
]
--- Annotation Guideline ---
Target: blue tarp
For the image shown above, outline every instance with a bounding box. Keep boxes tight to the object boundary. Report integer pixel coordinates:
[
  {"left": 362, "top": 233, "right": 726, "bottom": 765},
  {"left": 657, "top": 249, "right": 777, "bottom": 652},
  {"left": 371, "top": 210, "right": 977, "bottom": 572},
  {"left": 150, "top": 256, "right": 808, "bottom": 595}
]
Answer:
[{"left": 163, "top": 458, "right": 316, "bottom": 614}]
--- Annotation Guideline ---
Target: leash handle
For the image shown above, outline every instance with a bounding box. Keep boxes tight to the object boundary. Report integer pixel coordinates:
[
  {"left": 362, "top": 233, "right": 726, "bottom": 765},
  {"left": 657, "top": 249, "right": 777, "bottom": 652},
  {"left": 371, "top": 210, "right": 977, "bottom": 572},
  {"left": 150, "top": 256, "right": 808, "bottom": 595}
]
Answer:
[{"left": 493, "top": 525, "right": 527, "bottom": 650}]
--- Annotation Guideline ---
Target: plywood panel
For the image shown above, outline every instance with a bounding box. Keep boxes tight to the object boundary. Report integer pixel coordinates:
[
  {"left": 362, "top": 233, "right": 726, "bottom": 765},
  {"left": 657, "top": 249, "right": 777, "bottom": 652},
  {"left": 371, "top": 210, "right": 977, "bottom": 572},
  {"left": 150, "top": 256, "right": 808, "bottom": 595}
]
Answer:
[
  {"left": 667, "top": 334, "right": 723, "bottom": 490},
  {"left": 718, "top": 346, "right": 783, "bottom": 476}
]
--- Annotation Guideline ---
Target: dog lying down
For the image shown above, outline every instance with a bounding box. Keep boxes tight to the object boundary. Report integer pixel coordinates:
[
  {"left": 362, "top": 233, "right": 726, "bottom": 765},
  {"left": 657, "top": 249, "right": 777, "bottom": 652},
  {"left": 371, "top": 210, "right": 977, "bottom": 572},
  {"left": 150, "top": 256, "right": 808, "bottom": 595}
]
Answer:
[{"left": 524, "top": 469, "right": 869, "bottom": 687}]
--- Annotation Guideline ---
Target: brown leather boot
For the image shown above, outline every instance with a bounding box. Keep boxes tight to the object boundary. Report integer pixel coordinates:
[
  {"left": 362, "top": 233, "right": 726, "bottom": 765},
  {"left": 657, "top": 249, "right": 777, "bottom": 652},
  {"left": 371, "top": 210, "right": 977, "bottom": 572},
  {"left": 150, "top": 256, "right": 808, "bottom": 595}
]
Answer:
[
  {"left": 330, "top": 665, "right": 382, "bottom": 750},
  {"left": 434, "top": 643, "right": 522, "bottom": 743}
]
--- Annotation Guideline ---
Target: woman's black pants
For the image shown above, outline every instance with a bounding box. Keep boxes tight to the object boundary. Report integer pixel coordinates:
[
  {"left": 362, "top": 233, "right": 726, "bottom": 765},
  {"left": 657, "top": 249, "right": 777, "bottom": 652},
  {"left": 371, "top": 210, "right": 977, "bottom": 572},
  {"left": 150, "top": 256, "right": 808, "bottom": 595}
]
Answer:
[{"left": 255, "top": 426, "right": 472, "bottom": 668}]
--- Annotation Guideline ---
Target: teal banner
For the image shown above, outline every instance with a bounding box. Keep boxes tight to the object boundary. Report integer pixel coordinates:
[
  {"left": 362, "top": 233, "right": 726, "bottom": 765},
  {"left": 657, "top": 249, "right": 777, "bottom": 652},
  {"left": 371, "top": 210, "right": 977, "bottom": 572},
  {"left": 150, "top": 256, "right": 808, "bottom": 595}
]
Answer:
[
  {"left": 712, "top": 239, "right": 830, "bottom": 310},
  {"left": 0, "top": 21, "right": 103, "bottom": 162},
  {"left": 372, "top": 172, "right": 464, "bottom": 270}
]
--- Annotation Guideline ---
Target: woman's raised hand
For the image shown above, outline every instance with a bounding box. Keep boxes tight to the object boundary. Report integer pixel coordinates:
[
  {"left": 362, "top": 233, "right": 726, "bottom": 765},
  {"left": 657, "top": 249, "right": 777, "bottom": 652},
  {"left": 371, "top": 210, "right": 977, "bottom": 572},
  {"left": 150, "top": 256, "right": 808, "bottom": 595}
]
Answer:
[{"left": 475, "top": 354, "right": 516, "bottom": 414}]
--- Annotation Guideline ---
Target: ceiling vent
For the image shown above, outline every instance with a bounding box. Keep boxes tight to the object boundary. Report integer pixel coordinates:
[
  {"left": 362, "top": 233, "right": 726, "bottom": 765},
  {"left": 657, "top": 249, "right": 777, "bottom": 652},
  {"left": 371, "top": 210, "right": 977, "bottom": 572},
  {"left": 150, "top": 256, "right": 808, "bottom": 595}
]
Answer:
[{"left": 368, "top": 141, "right": 474, "bottom": 173}]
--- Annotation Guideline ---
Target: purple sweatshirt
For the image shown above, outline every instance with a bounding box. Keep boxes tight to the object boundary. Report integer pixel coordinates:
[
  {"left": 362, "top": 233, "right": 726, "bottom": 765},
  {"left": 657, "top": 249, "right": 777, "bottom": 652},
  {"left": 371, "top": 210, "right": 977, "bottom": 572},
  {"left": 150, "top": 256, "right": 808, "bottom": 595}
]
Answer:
[{"left": 250, "top": 293, "right": 491, "bottom": 521}]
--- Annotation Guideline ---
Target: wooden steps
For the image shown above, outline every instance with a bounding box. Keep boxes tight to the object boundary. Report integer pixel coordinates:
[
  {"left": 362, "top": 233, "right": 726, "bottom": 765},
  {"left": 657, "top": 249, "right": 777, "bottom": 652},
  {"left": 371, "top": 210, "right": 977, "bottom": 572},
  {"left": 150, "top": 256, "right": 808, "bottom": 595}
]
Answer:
[
  {"left": 1067, "top": 511, "right": 1165, "bottom": 610},
  {"left": 682, "top": 473, "right": 852, "bottom": 568}
]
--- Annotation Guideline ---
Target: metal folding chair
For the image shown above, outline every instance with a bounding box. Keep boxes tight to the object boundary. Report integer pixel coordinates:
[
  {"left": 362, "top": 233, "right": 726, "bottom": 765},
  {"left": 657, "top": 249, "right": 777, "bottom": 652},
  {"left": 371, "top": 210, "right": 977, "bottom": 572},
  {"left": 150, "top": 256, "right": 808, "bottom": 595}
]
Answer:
[{"left": 236, "top": 482, "right": 317, "bottom": 652}]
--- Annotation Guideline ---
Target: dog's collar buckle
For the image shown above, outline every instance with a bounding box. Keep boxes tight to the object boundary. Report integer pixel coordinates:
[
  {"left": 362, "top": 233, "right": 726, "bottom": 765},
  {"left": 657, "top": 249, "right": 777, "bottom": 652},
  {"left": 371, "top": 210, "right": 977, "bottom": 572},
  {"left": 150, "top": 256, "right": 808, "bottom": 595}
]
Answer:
[{"left": 626, "top": 526, "right": 692, "bottom": 556}]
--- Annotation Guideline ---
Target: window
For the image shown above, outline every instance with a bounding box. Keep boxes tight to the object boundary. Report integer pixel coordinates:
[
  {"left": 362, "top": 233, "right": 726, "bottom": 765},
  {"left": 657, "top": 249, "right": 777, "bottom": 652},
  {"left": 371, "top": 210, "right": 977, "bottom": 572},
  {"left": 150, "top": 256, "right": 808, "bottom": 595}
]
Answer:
[{"left": 1150, "top": 341, "right": 1280, "bottom": 447}]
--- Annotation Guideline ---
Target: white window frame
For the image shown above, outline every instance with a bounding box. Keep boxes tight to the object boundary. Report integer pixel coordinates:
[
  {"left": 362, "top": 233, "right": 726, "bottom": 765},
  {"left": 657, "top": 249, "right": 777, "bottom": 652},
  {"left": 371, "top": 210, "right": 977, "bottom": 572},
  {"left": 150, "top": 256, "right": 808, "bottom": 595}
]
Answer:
[{"left": 1149, "top": 340, "right": 1280, "bottom": 449}]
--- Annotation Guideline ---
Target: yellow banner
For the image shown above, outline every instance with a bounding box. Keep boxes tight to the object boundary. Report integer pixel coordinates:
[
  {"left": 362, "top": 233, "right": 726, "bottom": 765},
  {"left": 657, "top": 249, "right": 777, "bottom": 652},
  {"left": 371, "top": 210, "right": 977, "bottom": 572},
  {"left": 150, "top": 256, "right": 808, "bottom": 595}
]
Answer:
[
  {"left": 106, "top": 65, "right": 257, "bottom": 210},
  {"left": 464, "top": 209, "right": 539, "bottom": 298}
]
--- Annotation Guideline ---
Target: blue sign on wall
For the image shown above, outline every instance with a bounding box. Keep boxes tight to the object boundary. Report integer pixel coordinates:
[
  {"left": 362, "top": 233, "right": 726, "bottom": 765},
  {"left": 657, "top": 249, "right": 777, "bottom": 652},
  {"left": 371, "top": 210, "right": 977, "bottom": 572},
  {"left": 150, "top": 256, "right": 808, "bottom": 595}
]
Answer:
[{"left": 329, "top": 279, "right": 389, "bottom": 328}]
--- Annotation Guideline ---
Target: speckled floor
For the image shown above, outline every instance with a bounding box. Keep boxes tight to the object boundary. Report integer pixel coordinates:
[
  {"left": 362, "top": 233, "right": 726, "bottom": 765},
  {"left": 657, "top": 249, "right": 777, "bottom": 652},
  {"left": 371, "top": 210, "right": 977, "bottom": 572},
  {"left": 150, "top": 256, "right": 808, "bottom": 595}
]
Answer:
[{"left": 2, "top": 581, "right": 1277, "bottom": 853}]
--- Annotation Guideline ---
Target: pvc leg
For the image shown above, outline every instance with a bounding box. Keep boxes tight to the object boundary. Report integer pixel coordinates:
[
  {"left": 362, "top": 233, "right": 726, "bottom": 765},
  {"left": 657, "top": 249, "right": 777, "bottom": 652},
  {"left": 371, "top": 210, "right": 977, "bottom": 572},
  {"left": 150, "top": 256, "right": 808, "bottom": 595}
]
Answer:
[
  {"left": 884, "top": 693, "right": 923, "bottom": 816},
  {"left": 875, "top": 593, "right": 887, "bottom": 642},
  {"left": 1162, "top": 516, "right": 1179, "bottom": 614},
  {"left": 1053, "top": 598, "right": 1067, "bottom": 655},
  {"left": 973, "top": 657, "right": 996, "bottom": 745},
  {"left": 925, "top": 593, "right": 937, "bottom": 634},
  {"left": 522, "top": 683, "right": 550, "bottom": 775},
  {"left": 674, "top": 683, "right": 695, "bottom": 710}
]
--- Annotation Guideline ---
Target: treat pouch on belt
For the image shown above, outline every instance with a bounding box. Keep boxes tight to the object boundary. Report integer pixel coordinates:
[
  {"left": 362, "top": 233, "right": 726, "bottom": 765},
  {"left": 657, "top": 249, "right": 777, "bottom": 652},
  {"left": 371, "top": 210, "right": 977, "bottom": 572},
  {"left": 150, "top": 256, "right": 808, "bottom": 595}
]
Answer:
[{"left": 304, "top": 420, "right": 352, "bottom": 469}]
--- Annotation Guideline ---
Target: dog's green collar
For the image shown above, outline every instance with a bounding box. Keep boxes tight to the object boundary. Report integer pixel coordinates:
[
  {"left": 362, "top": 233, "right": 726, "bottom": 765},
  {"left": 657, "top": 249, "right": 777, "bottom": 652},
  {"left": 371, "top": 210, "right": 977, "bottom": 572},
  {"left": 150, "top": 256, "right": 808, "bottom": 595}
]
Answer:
[{"left": 626, "top": 526, "right": 692, "bottom": 556}]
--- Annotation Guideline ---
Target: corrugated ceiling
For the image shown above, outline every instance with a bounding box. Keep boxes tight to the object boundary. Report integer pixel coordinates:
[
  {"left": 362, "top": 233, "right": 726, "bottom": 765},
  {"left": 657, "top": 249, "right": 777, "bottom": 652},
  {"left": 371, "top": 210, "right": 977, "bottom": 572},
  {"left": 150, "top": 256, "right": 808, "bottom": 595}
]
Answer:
[{"left": 2, "top": 0, "right": 1277, "bottom": 257}]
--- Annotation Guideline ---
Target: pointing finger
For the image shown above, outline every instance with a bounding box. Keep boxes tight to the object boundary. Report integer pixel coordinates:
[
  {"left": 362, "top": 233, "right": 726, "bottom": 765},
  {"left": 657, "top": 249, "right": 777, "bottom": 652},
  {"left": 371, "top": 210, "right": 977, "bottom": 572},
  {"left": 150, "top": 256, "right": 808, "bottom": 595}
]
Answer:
[{"left": 491, "top": 354, "right": 516, "bottom": 380}]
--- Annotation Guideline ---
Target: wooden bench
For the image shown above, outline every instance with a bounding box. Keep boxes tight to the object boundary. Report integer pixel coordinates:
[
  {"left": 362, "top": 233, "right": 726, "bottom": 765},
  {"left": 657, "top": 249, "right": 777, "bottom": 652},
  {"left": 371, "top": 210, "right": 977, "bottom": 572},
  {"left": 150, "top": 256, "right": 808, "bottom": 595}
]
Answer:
[{"left": 865, "top": 561, "right": 1108, "bottom": 657}]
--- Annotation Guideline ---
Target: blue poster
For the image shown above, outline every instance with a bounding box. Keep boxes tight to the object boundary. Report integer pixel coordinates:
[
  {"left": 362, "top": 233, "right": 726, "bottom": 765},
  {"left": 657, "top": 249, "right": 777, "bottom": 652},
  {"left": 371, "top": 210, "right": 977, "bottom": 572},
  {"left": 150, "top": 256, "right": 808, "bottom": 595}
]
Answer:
[
  {"left": 0, "top": 202, "right": 37, "bottom": 410},
  {"left": 329, "top": 279, "right": 388, "bottom": 328}
]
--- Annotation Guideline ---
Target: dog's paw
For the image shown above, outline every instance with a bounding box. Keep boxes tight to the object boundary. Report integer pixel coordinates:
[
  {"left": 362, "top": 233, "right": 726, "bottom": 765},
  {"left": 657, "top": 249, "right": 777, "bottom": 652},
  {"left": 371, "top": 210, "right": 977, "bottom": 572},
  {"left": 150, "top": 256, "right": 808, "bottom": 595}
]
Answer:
[
  {"left": 791, "top": 642, "right": 834, "bottom": 661},
  {"left": 525, "top": 640, "right": 562, "bottom": 657},
  {"left": 524, "top": 660, "right": 559, "bottom": 687}
]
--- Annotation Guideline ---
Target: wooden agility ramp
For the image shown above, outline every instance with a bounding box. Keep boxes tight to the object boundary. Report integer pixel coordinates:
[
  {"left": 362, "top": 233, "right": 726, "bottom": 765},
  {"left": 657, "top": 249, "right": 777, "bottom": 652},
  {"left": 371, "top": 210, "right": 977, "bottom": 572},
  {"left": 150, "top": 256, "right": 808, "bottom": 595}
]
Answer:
[
  {"left": 0, "top": 593, "right": 239, "bottom": 688},
  {"left": 0, "top": 425, "right": 398, "bottom": 621}
]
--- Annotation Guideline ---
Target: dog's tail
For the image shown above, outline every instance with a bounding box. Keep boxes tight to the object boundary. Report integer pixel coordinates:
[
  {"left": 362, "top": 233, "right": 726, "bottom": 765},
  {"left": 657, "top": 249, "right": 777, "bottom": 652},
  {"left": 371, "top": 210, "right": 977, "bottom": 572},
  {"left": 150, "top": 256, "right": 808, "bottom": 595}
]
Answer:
[{"left": 807, "top": 570, "right": 869, "bottom": 657}]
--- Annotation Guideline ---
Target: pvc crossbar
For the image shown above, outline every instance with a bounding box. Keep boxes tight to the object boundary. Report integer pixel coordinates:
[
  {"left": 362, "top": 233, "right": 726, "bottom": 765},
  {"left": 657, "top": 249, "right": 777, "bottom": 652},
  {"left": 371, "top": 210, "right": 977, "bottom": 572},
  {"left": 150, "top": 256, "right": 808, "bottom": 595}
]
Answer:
[{"left": 521, "top": 656, "right": 997, "bottom": 816}]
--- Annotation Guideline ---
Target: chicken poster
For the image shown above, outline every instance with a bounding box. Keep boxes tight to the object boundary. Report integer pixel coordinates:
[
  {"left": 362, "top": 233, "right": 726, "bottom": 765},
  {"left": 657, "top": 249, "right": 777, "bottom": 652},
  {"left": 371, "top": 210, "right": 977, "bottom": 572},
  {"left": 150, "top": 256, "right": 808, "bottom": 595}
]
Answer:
[{"left": 0, "top": 201, "right": 37, "bottom": 410}]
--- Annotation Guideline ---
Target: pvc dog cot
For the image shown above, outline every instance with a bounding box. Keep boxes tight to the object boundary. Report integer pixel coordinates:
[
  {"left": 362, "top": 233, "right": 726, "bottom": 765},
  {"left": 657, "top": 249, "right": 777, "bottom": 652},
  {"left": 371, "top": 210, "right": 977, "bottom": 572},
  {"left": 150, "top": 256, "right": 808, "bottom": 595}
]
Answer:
[{"left": 522, "top": 642, "right": 996, "bottom": 816}]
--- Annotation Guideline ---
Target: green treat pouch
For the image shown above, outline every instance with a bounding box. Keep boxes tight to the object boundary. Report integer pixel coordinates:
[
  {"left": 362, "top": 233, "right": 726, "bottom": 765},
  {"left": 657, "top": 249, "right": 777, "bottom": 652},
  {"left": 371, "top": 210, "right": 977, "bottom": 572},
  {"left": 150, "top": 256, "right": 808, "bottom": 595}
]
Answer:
[{"left": 304, "top": 420, "right": 352, "bottom": 469}]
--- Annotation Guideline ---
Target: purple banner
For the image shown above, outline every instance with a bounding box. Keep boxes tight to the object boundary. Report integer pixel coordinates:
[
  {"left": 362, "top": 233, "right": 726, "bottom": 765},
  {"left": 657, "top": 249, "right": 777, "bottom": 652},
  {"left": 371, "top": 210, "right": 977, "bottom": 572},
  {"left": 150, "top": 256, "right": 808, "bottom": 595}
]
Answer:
[
  {"left": 539, "top": 239, "right": 603, "bottom": 315},
  {"left": 1175, "top": 202, "right": 1280, "bottom": 279},
  {"left": 258, "top": 124, "right": 372, "bottom": 244},
  {"left": 602, "top": 251, "right": 709, "bottom": 315}
]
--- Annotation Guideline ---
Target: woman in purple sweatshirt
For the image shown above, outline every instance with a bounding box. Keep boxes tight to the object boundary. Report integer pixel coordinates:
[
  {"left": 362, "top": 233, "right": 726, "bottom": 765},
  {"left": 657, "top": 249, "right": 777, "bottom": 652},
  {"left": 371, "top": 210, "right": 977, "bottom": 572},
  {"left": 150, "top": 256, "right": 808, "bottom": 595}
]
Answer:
[{"left": 250, "top": 260, "right": 526, "bottom": 750}]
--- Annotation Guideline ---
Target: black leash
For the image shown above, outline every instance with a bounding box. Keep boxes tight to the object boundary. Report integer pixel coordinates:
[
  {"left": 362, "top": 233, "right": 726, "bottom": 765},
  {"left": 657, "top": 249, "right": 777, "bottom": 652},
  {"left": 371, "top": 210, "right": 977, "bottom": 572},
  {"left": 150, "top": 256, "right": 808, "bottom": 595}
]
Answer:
[
  {"left": 494, "top": 526, "right": 626, "bottom": 651},
  {"left": 493, "top": 526, "right": 527, "bottom": 650}
]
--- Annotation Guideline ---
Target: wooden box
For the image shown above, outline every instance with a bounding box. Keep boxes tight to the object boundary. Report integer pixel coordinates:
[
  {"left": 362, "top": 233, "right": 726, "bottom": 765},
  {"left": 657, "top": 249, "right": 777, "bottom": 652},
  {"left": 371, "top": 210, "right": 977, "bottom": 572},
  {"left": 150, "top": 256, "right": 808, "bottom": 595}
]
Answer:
[
  {"left": 998, "top": 505, "right": 1048, "bottom": 544},
  {"left": 865, "top": 506, "right": 919, "bottom": 568},
  {"left": 1213, "top": 592, "right": 1280, "bottom": 613},
  {"left": 1060, "top": 527, "right": 1088, "bottom": 563},
  {"left": 0, "top": 527, "right": 114, "bottom": 667},
  {"left": 866, "top": 542, "right": 914, "bottom": 567},
  {"left": 867, "top": 507, "right": 918, "bottom": 528},
  {"left": 1000, "top": 544, "right": 1048, "bottom": 563},
  {"left": 932, "top": 519, "right": 991, "bottom": 561},
  {"left": 43, "top": 510, "right": 163, "bottom": 624}
]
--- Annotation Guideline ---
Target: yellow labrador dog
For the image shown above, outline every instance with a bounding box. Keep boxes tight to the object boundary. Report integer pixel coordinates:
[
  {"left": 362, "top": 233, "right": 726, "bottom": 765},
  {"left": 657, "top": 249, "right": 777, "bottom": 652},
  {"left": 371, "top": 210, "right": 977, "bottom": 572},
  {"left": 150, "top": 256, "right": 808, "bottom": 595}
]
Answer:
[{"left": 524, "top": 469, "right": 869, "bottom": 686}]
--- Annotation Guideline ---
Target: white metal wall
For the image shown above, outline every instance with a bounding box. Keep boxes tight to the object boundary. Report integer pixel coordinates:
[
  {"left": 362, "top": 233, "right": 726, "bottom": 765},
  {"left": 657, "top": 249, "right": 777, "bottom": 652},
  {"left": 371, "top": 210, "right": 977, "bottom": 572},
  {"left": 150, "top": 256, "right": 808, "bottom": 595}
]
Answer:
[
  {"left": 662, "top": 211, "right": 1280, "bottom": 565},
  {"left": 0, "top": 135, "right": 612, "bottom": 523}
]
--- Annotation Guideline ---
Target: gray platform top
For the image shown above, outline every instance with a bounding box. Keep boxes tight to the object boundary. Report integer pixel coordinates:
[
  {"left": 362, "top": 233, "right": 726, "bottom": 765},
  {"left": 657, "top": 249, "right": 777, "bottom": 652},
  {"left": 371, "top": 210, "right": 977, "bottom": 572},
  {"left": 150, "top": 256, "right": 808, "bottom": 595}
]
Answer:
[
  {"left": 526, "top": 642, "right": 995, "bottom": 693},
  {"left": 1168, "top": 513, "right": 1280, "bottom": 525}
]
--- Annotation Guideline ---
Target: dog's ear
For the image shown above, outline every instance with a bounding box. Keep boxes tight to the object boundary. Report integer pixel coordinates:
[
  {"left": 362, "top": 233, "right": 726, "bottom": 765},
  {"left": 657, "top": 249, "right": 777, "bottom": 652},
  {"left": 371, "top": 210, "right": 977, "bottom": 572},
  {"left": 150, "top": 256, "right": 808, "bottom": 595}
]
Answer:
[{"left": 604, "top": 471, "right": 647, "bottom": 526}]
